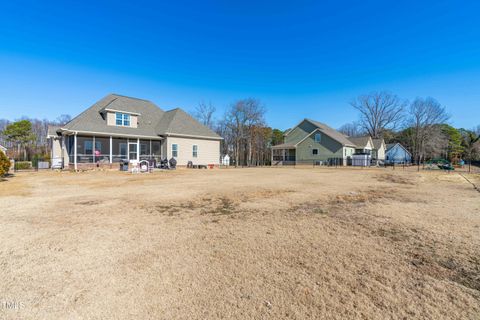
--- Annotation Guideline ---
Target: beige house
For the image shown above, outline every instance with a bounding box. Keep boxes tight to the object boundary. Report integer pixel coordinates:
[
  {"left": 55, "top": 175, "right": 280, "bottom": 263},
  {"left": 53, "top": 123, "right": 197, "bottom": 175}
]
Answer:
[
  {"left": 47, "top": 94, "right": 222, "bottom": 170},
  {"left": 372, "top": 138, "right": 386, "bottom": 161}
]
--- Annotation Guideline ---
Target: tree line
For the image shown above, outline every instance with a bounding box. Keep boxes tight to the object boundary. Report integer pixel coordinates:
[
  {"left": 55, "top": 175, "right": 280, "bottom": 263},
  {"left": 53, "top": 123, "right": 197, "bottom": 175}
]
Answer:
[
  {"left": 1, "top": 93, "right": 479, "bottom": 167},
  {"left": 338, "top": 91, "right": 480, "bottom": 165},
  {"left": 192, "top": 100, "right": 283, "bottom": 167},
  {"left": 0, "top": 115, "right": 71, "bottom": 161}
]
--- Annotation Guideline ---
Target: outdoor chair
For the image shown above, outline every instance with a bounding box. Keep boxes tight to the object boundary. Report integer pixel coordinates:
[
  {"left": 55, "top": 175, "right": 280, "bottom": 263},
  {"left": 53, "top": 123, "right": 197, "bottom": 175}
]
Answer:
[{"left": 130, "top": 160, "right": 140, "bottom": 173}]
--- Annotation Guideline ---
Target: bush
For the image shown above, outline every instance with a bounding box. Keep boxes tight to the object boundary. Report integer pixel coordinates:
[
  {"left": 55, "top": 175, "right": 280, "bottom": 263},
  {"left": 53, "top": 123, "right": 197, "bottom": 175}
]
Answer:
[
  {"left": 0, "top": 152, "right": 10, "bottom": 176},
  {"left": 15, "top": 161, "right": 32, "bottom": 170}
]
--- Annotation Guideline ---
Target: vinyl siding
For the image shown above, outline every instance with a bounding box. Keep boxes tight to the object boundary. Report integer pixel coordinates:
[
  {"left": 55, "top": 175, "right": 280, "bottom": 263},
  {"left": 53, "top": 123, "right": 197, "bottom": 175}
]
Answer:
[
  {"left": 375, "top": 145, "right": 386, "bottom": 160},
  {"left": 296, "top": 131, "right": 344, "bottom": 161},
  {"left": 166, "top": 136, "right": 220, "bottom": 165},
  {"left": 106, "top": 112, "right": 138, "bottom": 128},
  {"left": 386, "top": 145, "right": 411, "bottom": 163},
  {"left": 284, "top": 120, "right": 317, "bottom": 145}
]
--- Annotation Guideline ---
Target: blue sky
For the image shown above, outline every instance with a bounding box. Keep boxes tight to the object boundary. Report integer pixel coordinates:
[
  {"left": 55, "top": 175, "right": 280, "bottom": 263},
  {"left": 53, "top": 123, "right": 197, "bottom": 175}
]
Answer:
[{"left": 1, "top": 0, "right": 480, "bottom": 130}]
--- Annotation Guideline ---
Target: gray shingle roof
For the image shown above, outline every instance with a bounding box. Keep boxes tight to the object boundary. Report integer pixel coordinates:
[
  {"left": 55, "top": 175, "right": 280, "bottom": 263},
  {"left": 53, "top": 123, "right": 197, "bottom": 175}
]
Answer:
[
  {"left": 386, "top": 142, "right": 412, "bottom": 155},
  {"left": 305, "top": 119, "right": 357, "bottom": 147},
  {"left": 348, "top": 136, "right": 372, "bottom": 148},
  {"left": 47, "top": 125, "right": 61, "bottom": 137},
  {"left": 372, "top": 138, "right": 385, "bottom": 150},
  {"left": 156, "top": 108, "right": 221, "bottom": 139},
  {"left": 61, "top": 94, "right": 221, "bottom": 139}
]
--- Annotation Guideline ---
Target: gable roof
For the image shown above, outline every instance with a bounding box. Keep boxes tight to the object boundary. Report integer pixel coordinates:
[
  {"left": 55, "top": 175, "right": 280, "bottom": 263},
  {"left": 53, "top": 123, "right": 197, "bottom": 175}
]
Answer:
[
  {"left": 386, "top": 142, "right": 412, "bottom": 156},
  {"left": 348, "top": 136, "right": 373, "bottom": 149},
  {"left": 59, "top": 94, "right": 221, "bottom": 140},
  {"left": 303, "top": 119, "right": 357, "bottom": 147},
  {"left": 156, "top": 108, "right": 221, "bottom": 139},
  {"left": 372, "top": 138, "right": 385, "bottom": 150},
  {"left": 47, "top": 125, "right": 61, "bottom": 137}
]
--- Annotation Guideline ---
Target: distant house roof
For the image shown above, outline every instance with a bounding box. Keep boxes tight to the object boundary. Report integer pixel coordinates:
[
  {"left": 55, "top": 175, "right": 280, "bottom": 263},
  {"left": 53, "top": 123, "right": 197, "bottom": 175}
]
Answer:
[
  {"left": 304, "top": 119, "right": 357, "bottom": 147},
  {"left": 386, "top": 142, "right": 412, "bottom": 156},
  {"left": 372, "top": 138, "right": 385, "bottom": 150},
  {"left": 386, "top": 143, "right": 396, "bottom": 150},
  {"left": 348, "top": 136, "right": 373, "bottom": 149},
  {"left": 57, "top": 94, "right": 221, "bottom": 140}
]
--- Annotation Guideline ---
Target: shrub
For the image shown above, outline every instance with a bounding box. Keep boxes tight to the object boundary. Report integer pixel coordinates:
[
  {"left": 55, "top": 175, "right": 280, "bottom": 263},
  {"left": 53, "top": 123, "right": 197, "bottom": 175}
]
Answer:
[
  {"left": 0, "top": 152, "right": 10, "bottom": 176},
  {"left": 15, "top": 161, "right": 32, "bottom": 170}
]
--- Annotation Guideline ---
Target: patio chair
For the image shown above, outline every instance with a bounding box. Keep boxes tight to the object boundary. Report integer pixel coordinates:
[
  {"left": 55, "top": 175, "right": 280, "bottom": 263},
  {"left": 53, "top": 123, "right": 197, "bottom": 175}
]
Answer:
[
  {"left": 130, "top": 160, "right": 140, "bottom": 173},
  {"left": 139, "top": 160, "right": 150, "bottom": 173}
]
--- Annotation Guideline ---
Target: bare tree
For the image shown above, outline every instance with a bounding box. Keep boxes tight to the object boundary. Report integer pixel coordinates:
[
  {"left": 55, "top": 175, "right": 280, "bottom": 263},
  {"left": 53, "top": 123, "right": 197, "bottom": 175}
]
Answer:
[
  {"left": 223, "top": 99, "right": 266, "bottom": 167},
  {"left": 192, "top": 102, "right": 216, "bottom": 129},
  {"left": 55, "top": 114, "right": 72, "bottom": 126},
  {"left": 338, "top": 121, "right": 363, "bottom": 137},
  {"left": 351, "top": 91, "right": 406, "bottom": 138},
  {"left": 407, "top": 97, "right": 450, "bottom": 167},
  {"left": 460, "top": 128, "right": 480, "bottom": 172}
]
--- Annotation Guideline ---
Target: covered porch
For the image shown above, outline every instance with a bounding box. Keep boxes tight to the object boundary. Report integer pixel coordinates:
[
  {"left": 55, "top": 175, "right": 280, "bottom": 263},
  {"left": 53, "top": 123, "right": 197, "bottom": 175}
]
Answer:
[
  {"left": 62, "top": 132, "right": 163, "bottom": 170},
  {"left": 271, "top": 144, "right": 296, "bottom": 165}
]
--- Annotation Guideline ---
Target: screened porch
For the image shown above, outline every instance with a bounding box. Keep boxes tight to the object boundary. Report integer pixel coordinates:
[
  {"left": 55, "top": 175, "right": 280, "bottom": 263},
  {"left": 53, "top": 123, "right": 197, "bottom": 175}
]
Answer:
[{"left": 66, "top": 135, "right": 163, "bottom": 165}]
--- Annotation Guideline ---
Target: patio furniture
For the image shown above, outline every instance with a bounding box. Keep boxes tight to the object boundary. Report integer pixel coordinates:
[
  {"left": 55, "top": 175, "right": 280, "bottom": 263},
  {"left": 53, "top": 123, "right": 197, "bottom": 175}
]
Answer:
[
  {"left": 130, "top": 160, "right": 140, "bottom": 173},
  {"left": 119, "top": 159, "right": 129, "bottom": 171},
  {"left": 169, "top": 157, "right": 177, "bottom": 169}
]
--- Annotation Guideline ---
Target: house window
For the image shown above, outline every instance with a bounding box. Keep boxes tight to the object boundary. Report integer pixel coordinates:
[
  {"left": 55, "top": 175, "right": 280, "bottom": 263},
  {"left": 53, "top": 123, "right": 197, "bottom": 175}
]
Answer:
[
  {"left": 172, "top": 144, "right": 178, "bottom": 157},
  {"left": 115, "top": 112, "right": 131, "bottom": 126},
  {"left": 314, "top": 133, "right": 321, "bottom": 143},
  {"left": 192, "top": 145, "right": 198, "bottom": 158},
  {"left": 312, "top": 148, "right": 318, "bottom": 155}
]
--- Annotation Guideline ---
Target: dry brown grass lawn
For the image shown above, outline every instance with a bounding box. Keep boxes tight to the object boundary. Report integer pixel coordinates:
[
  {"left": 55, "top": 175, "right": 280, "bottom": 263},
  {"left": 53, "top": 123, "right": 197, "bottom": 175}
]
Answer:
[{"left": 0, "top": 167, "right": 479, "bottom": 319}]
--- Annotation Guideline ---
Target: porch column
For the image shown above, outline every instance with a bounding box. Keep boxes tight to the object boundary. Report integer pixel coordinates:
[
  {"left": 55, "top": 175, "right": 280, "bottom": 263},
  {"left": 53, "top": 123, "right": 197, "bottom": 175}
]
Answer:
[
  {"left": 137, "top": 138, "right": 140, "bottom": 162},
  {"left": 109, "top": 136, "right": 113, "bottom": 164},
  {"left": 61, "top": 134, "right": 66, "bottom": 169},
  {"left": 93, "top": 136, "right": 96, "bottom": 163},
  {"left": 74, "top": 133, "right": 77, "bottom": 171}
]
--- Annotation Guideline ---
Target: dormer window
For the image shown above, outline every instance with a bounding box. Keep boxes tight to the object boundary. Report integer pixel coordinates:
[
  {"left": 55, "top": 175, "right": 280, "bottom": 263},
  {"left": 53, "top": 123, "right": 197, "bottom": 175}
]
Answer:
[
  {"left": 314, "top": 133, "right": 322, "bottom": 143},
  {"left": 115, "top": 112, "right": 131, "bottom": 127}
]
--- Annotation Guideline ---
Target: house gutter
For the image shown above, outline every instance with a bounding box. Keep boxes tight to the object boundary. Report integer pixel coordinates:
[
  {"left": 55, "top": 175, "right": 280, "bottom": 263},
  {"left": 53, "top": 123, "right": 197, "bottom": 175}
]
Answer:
[
  {"left": 58, "top": 128, "right": 164, "bottom": 140},
  {"left": 163, "top": 132, "right": 223, "bottom": 140}
]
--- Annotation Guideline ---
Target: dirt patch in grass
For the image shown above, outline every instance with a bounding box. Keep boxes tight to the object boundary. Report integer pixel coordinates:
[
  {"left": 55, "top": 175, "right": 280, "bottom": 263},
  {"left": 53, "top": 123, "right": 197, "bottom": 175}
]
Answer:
[
  {"left": 376, "top": 173, "right": 416, "bottom": 185},
  {"left": 1, "top": 168, "right": 479, "bottom": 319}
]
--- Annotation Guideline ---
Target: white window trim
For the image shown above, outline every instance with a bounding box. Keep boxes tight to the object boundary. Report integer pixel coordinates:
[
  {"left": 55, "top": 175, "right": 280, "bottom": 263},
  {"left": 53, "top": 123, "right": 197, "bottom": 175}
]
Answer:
[
  {"left": 115, "top": 112, "right": 131, "bottom": 127},
  {"left": 172, "top": 144, "right": 178, "bottom": 158},
  {"left": 192, "top": 145, "right": 198, "bottom": 158},
  {"left": 314, "top": 133, "right": 322, "bottom": 143}
]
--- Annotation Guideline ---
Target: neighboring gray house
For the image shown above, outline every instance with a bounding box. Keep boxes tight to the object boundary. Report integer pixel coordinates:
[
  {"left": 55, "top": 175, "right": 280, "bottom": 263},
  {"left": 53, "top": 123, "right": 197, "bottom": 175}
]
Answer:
[
  {"left": 385, "top": 143, "right": 412, "bottom": 164},
  {"left": 272, "top": 119, "right": 357, "bottom": 165},
  {"left": 47, "top": 94, "right": 222, "bottom": 170}
]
